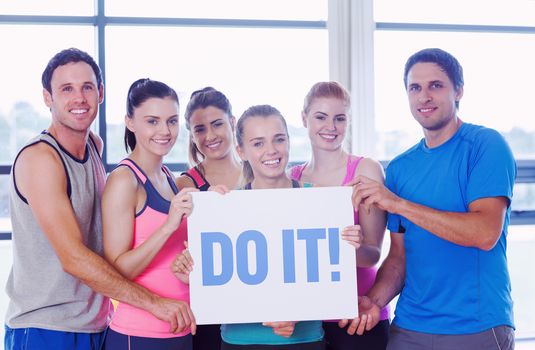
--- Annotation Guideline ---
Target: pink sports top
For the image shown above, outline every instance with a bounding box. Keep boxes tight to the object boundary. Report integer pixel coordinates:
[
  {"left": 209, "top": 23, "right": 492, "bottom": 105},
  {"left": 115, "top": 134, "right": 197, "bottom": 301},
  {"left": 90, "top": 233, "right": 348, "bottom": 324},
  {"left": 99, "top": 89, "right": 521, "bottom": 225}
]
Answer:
[
  {"left": 182, "top": 166, "right": 210, "bottom": 191},
  {"left": 290, "top": 155, "right": 390, "bottom": 321},
  {"left": 110, "top": 159, "right": 191, "bottom": 338}
]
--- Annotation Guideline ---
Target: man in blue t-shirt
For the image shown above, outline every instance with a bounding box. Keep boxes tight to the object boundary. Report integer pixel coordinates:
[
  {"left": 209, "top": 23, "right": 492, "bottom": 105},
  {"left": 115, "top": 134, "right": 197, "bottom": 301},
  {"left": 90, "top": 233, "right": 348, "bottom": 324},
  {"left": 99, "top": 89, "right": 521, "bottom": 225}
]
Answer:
[{"left": 346, "top": 48, "right": 516, "bottom": 349}]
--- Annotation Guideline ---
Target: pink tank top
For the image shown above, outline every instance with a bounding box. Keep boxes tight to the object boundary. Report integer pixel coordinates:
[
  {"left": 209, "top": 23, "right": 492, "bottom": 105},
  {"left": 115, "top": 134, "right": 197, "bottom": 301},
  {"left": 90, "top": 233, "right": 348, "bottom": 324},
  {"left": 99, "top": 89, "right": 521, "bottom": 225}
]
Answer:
[
  {"left": 290, "top": 155, "right": 389, "bottom": 320},
  {"left": 110, "top": 159, "right": 191, "bottom": 338}
]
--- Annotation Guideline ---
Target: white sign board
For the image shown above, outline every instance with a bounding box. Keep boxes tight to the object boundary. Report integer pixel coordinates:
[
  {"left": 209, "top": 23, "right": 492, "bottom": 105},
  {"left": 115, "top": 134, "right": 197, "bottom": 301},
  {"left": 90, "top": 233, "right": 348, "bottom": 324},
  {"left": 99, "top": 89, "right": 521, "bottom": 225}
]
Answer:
[{"left": 188, "top": 186, "right": 357, "bottom": 324}]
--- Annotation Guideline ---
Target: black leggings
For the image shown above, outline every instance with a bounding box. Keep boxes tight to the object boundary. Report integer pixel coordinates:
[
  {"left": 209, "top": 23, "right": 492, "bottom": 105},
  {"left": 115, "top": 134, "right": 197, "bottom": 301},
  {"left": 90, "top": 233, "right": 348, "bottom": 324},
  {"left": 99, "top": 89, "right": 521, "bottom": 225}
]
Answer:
[
  {"left": 221, "top": 340, "right": 325, "bottom": 350},
  {"left": 193, "top": 324, "right": 222, "bottom": 350},
  {"left": 323, "top": 319, "right": 390, "bottom": 350},
  {"left": 102, "top": 328, "right": 192, "bottom": 350}
]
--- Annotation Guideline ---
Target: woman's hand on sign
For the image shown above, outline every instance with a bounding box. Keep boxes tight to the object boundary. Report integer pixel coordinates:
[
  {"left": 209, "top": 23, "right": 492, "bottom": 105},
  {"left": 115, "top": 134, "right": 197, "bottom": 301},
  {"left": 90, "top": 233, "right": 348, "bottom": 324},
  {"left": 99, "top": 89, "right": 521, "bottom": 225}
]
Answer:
[
  {"left": 172, "top": 241, "right": 194, "bottom": 284},
  {"left": 263, "top": 321, "right": 296, "bottom": 338},
  {"left": 208, "top": 184, "right": 230, "bottom": 194},
  {"left": 341, "top": 225, "right": 363, "bottom": 249}
]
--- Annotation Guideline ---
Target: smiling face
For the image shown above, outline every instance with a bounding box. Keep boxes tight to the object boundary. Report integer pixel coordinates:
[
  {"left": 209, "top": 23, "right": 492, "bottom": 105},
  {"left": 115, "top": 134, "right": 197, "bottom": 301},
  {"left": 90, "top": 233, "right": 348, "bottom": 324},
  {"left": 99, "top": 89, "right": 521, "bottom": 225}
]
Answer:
[
  {"left": 190, "top": 106, "right": 235, "bottom": 161},
  {"left": 43, "top": 61, "right": 103, "bottom": 134},
  {"left": 302, "top": 97, "right": 348, "bottom": 152},
  {"left": 126, "top": 96, "right": 179, "bottom": 157},
  {"left": 237, "top": 115, "right": 289, "bottom": 183},
  {"left": 406, "top": 62, "right": 463, "bottom": 132}
]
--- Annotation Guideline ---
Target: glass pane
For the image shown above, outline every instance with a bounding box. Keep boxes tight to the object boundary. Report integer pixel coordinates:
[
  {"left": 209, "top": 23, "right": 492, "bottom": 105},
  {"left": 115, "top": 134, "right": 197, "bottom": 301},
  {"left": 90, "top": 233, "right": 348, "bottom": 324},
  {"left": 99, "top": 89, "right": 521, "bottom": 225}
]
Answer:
[
  {"left": 508, "top": 225, "right": 535, "bottom": 338},
  {"left": 106, "top": 0, "right": 327, "bottom": 21},
  {"left": 1, "top": 240, "right": 13, "bottom": 344},
  {"left": 105, "top": 26, "right": 328, "bottom": 163},
  {"left": 0, "top": 25, "right": 96, "bottom": 165},
  {"left": 374, "top": 30, "right": 535, "bottom": 160},
  {"left": 380, "top": 224, "right": 535, "bottom": 340},
  {"left": 0, "top": 175, "right": 10, "bottom": 232},
  {"left": 512, "top": 183, "right": 535, "bottom": 212},
  {"left": 0, "top": 0, "right": 94, "bottom": 16},
  {"left": 374, "top": 0, "right": 535, "bottom": 27}
]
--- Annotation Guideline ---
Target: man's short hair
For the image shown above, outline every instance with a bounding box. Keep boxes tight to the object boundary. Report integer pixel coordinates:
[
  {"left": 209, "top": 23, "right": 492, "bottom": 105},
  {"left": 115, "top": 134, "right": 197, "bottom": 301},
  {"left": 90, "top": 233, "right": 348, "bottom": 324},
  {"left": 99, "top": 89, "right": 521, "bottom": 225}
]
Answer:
[
  {"left": 403, "top": 48, "right": 464, "bottom": 91},
  {"left": 42, "top": 48, "right": 102, "bottom": 93}
]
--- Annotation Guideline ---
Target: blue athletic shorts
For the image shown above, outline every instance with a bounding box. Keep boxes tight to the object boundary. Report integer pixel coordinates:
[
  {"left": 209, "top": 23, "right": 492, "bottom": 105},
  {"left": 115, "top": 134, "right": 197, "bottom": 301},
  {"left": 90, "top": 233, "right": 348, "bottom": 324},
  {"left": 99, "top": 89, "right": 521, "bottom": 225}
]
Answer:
[{"left": 4, "top": 325, "right": 105, "bottom": 350}]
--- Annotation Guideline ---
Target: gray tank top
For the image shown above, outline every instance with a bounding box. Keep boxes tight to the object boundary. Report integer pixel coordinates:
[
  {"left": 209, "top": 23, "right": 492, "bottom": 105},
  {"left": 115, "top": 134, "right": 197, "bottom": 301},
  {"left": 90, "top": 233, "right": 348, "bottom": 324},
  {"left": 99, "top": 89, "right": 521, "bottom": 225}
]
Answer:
[{"left": 5, "top": 132, "right": 111, "bottom": 332}]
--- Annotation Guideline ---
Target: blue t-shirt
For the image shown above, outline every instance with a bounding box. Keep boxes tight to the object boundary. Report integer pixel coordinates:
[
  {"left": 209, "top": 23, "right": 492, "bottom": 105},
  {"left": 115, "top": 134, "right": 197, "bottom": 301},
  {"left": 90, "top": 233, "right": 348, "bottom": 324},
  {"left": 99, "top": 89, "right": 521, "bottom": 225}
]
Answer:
[{"left": 386, "top": 122, "right": 516, "bottom": 334}]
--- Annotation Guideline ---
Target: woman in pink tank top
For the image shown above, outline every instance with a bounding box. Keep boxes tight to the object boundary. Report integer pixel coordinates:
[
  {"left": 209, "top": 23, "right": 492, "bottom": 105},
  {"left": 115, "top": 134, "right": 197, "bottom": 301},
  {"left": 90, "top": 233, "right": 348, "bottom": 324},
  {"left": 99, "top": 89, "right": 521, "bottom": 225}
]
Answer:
[
  {"left": 289, "top": 82, "right": 390, "bottom": 350},
  {"left": 101, "top": 79, "right": 197, "bottom": 350}
]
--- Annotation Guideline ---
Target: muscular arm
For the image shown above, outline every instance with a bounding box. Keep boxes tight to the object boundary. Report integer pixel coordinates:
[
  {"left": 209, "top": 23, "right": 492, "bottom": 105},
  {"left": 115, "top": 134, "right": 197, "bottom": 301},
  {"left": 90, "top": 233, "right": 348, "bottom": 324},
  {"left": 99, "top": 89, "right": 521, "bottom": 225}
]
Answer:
[
  {"left": 392, "top": 196, "right": 507, "bottom": 251},
  {"left": 352, "top": 175, "right": 508, "bottom": 251},
  {"left": 354, "top": 158, "right": 387, "bottom": 267},
  {"left": 342, "top": 231, "right": 404, "bottom": 335},
  {"left": 366, "top": 232, "right": 405, "bottom": 309},
  {"left": 15, "top": 144, "right": 193, "bottom": 332}
]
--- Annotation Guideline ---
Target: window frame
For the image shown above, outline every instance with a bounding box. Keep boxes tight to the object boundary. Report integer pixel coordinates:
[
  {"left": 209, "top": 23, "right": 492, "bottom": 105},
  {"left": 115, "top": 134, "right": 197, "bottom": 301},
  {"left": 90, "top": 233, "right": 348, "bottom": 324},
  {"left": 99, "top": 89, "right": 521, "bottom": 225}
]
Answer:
[
  {"left": 0, "top": 1, "right": 328, "bottom": 232},
  {"left": 372, "top": 19, "right": 535, "bottom": 225},
  {"left": 1, "top": 1, "right": 534, "bottom": 239}
]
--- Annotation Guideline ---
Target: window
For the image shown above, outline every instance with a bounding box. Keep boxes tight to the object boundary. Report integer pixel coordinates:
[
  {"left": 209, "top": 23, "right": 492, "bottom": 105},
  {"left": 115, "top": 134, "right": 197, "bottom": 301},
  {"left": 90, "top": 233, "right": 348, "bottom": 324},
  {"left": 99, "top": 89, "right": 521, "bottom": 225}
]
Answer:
[
  {"left": 104, "top": 25, "right": 327, "bottom": 163},
  {"left": 0, "top": 0, "right": 93, "bottom": 16},
  {"left": 0, "top": 24, "right": 96, "bottom": 233},
  {"left": 374, "top": 30, "right": 535, "bottom": 160},
  {"left": 373, "top": 0, "right": 535, "bottom": 339},
  {"left": 1, "top": 0, "right": 534, "bottom": 344},
  {"left": 0, "top": 0, "right": 328, "bottom": 233},
  {"left": 105, "top": 0, "right": 327, "bottom": 20},
  {"left": 375, "top": 0, "right": 535, "bottom": 26}
]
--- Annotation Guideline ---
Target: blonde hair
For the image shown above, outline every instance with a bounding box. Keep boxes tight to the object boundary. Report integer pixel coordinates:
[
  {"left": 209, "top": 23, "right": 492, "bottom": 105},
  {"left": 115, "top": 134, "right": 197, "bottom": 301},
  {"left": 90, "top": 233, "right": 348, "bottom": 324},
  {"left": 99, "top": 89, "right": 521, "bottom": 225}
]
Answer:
[
  {"left": 236, "top": 105, "right": 288, "bottom": 186},
  {"left": 303, "top": 81, "right": 350, "bottom": 114}
]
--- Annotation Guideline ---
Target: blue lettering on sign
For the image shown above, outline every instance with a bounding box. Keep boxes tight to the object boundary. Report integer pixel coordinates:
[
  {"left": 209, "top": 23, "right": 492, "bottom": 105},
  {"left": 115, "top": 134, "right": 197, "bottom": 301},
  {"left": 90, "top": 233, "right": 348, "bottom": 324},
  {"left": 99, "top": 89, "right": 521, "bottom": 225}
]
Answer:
[
  {"left": 200, "top": 232, "right": 233, "bottom": 286},
  {"left": 282, "top": 229, "right": 296, "bottom": 283},
  {"left": 297, "top": 228, "right": 326, "bottom": 283},
  {"left": 328, "top": 228, "right": 340, "bottom": 281},
  {"left": 236, "top": 230, "right": 268, "bottom": 285},
  {"left": 200, "top": 227, "right": 342, "bottom": 286}
]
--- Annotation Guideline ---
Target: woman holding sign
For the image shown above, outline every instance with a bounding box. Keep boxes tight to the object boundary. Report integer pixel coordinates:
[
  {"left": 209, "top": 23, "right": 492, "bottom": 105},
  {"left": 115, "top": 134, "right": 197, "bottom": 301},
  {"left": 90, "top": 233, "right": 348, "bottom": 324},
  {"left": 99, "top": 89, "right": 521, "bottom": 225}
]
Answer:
[
  {"left": 289, "top": 82, "right": 389, "bottom": 350},
  {"left": 176, "top": 87, "right": 242, "bottom": 191},
  {"left": 174, "top": 104, "right": 363, "bottom": 350},
  {"left": 175, "top": 86, "right": 239, "bottom": 350},
  {"left": 101, "top": 79, "right": 197, "bottom": 350}
]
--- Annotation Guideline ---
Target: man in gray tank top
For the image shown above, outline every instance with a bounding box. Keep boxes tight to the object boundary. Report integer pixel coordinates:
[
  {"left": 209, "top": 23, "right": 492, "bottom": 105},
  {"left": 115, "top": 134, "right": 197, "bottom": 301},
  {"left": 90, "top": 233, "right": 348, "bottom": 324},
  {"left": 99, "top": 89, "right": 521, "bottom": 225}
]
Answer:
[{"left": 4, "top": 48, "right": 196, "bottom": 350}]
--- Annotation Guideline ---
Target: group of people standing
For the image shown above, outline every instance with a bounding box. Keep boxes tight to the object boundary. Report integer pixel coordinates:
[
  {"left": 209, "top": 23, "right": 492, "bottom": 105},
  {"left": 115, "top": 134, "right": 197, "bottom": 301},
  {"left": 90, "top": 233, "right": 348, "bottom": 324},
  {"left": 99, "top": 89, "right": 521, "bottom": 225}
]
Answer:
[{"left": 4, "top": 45, "right": 515, "bottom": 350}]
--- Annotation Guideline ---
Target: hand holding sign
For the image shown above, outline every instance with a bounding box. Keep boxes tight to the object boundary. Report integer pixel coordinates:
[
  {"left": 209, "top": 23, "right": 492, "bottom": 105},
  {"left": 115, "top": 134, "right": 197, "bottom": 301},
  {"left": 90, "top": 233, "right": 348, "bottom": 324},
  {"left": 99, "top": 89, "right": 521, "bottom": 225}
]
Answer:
[
  {"left": 339, "top": 296, "right": 381, "bottom": 335},
  {"left": 186, "top": 186, "right": 358, "bottom": 325},
  {"left": 262, "top": 321, "right": 297, "bottom": 338},
  {"left": 341, "top": 225, "right": 363, "bottom": 249},
  {"left": 172, "top": 241, "right": 193, "bottom": 284}
]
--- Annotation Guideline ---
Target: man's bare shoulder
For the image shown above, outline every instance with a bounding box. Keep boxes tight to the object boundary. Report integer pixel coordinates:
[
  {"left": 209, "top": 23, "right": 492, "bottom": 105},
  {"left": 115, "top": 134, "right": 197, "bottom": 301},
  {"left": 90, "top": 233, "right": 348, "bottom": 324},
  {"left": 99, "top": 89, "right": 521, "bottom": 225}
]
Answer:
[
  {"left": 16, "top": 141, "right": 64, "bottom": 172},
  {"left": 14, "top": 142, "right": 67, "bottom": 198}
]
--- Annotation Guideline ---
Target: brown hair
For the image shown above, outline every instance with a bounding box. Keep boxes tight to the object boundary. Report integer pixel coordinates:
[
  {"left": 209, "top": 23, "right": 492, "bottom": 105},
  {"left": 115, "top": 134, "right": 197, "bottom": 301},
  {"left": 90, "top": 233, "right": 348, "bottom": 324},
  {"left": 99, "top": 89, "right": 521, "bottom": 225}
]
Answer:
[
  {"left": 124, "top": 78, "right": 179, "bottom": 152},
  {"left": 183, "top": 87, "right": 234, "bottom": 172}
]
